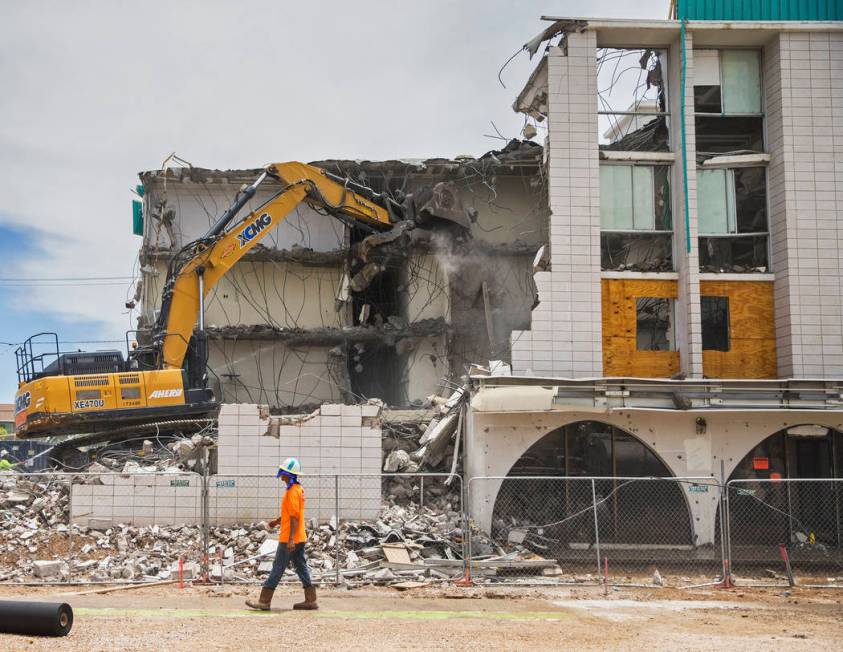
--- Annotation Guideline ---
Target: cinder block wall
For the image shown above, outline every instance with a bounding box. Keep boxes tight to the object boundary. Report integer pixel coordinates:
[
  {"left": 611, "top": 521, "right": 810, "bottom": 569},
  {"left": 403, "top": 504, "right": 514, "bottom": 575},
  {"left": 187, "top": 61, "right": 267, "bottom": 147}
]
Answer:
[
  {"left": 70, "top": 403, "right": 382, "bottom": 527},
  {"left": 511, "top": 31, "right": 603, "bottom": 377}
]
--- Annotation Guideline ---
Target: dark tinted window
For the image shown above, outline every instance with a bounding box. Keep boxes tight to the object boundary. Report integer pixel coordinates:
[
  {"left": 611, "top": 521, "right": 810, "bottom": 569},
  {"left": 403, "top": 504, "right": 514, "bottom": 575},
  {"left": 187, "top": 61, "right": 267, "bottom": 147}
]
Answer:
[{"left": 701, "top": 296, "right": 730, "bottom": 351}]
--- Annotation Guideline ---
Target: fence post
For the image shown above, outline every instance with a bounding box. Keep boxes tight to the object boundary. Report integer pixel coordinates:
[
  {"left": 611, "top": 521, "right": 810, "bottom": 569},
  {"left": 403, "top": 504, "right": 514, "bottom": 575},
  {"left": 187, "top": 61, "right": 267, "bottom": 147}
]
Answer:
[
  {"left": 591, "top": 479, "right": 602, "bottom": 580},
  {"left": 66, "top": 477, "right": 73, "bottom": 584},
  {"left": 456, "top": 476, "right": 472, "bottom": 587},
  {"left": 201, "top": 454, "right": 210, "bottom": 581},
  {"left": 335, "top": 475, "right": 340, "bottom": 586},
  {"left": 719, "top": 472, "right": 734, "bottom": 588}
]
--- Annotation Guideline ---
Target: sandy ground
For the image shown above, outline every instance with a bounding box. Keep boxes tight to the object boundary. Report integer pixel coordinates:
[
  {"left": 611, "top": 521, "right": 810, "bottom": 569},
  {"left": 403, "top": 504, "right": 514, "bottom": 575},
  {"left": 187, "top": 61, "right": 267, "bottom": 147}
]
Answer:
[{"left": 0, "top": 583, "right": 841, "bottom": 651}]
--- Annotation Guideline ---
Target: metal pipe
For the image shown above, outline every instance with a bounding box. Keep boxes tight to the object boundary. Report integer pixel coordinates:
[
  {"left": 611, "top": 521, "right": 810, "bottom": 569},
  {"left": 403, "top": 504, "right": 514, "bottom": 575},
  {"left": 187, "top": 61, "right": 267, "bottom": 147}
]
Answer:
[
  {"left": 197, "top": 270, "right": 205, "bottom": 332},
  {"left": 205, "top": 172, "right": 267, "bottom": 238}
]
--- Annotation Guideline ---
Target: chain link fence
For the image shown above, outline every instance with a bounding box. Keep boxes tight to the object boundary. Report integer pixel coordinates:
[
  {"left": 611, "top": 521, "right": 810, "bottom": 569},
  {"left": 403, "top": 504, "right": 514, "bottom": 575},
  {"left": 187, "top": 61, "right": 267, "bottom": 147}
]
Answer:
[
  {"left": 466, "top": 476, "right": 725, "bottom": 587},
  {"left": 727, "top": 479, "right": 843, "bottom": 587},
  {"left": 3, "top": 468, "right": 842, "bottom": 590}
]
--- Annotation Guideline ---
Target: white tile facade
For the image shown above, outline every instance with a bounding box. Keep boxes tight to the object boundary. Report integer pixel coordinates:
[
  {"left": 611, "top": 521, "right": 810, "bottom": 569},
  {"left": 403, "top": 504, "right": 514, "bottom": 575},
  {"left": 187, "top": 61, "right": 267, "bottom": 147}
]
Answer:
[
  {"left": 511, "top": 31, "right": 603, "bottom": 377},
  {"left": 767, "top": 32, "right": 843, "bottom": 378}
]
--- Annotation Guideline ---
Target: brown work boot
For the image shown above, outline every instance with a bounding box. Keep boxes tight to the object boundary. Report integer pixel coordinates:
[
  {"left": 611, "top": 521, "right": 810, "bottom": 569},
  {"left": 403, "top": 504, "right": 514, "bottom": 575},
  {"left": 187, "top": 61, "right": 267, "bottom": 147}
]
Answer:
[
  {"left": 245, "top": 587, "right": 274, "bottom": 611},
  {"left": 293, "top": 586, "right": 318, "bottom": 610}
]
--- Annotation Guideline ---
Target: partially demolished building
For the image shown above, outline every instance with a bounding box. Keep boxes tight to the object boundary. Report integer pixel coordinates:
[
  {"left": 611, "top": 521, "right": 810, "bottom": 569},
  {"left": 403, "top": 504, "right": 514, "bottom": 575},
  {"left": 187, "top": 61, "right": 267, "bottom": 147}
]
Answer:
[{"left": 136, "top": 143, "right": 545, "bottom": 412}]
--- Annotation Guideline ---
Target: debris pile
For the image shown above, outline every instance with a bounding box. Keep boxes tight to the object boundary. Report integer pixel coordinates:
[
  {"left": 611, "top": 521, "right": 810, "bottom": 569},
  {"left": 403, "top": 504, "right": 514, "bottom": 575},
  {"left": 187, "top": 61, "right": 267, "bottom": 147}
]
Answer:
[
  {"left": 0, "top": 471, "right": 535, "bottom": 585},
  {"left": 383, "top": 388, "right": 466, "bottom": 475}
]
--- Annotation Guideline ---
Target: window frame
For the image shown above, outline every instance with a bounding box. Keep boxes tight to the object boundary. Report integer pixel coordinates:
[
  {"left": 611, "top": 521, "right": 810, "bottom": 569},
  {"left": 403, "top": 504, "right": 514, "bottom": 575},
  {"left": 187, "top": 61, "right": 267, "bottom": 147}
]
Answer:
[
  {"left": 691, "top": 48, "right": 765, "bottom": 118},
  {"left": 697, "top": 165, "right": 772, "bottom": 273},
  {"left": 597, "top": 47, "right": 671, "bottom": 151}
]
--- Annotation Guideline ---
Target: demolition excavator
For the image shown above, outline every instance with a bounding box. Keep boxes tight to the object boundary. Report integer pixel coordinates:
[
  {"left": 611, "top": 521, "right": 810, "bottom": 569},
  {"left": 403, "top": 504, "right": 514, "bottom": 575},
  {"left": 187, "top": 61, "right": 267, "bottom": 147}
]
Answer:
[{"left": 13, "top": 162, "right": 415, "bottom": 438}]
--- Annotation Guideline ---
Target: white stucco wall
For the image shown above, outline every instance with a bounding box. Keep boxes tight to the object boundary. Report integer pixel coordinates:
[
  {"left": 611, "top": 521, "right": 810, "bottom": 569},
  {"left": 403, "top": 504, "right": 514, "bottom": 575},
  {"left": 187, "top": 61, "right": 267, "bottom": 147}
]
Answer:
[{"left": 465, "top": 384, "right": 843, "bottom": 545}]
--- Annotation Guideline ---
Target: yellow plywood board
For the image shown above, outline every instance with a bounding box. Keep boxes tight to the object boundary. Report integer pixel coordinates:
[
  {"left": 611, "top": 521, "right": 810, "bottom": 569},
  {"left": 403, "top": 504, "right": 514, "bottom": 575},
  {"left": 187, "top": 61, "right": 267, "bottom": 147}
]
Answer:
[
  {"left": 601, "top": 279, "right": 680, "bottom": 378},
  {"left": 700, "top": 280, "right": 776, "bottom": 379}
]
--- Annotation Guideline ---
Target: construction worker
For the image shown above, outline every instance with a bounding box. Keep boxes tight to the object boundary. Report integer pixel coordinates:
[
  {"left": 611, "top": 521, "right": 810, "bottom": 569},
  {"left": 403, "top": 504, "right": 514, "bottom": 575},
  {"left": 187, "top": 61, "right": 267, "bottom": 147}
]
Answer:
[
  {"left": 246, "top": 457, "right": 318, "bottom": 611},
  {"left": 0, "top": 450, "right": 15, "bottom": 472}
]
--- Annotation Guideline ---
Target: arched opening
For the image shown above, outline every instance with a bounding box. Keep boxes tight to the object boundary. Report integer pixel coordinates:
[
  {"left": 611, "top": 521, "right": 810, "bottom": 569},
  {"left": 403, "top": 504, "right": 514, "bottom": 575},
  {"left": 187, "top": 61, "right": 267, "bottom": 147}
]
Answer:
[
  {"left": 491, "top": 421, "right": 693, "bottom": 561},
  {"left": 725, "top": 425, "right": 843, "bottom": 548}
]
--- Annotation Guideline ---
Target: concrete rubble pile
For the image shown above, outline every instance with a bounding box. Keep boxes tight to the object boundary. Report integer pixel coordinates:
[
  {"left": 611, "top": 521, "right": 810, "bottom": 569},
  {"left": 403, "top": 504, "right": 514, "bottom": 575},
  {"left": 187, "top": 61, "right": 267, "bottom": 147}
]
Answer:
[
  {"left": 1, "top": 468, "right": 558, "bottom": 584},
  {"left": 80, "top": 434, "right": 215, "bottom": 474},
  {"left": 383, "top": 388, "right": 466, "bottom": 475}
]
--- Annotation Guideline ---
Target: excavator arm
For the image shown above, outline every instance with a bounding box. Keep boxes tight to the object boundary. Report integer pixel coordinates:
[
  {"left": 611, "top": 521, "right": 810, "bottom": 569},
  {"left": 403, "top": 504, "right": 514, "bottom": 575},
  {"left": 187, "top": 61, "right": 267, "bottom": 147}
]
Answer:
[{"left": 156, "top": 161, "right": 396, "bottom": 371}]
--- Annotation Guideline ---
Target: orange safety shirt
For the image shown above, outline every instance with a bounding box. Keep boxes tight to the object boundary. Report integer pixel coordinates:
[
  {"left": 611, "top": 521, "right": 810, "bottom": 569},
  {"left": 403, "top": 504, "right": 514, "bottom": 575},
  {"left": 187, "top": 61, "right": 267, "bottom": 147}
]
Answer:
[{"left": 278, "top": 482, "right": 307, "bottom": 544}]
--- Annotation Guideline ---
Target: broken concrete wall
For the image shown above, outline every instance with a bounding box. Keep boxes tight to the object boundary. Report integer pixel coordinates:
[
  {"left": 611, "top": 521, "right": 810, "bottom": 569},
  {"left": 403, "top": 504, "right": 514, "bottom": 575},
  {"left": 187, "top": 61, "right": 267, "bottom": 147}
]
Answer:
[
  {"left": 400, "top": 336, "right": 448, "bottom": 406},
  {"left": 449, "top": 253, "right": 536, "bottom": 366},
  {"left": 208, "top": 341, "right": 343, "bottom": 409},
  {"left": 140, "top": 170, "right": 345, "bottom": 252},
  {"left": 141, "top": 260, "right": 346, "bottom": 330},
  {"left": 400, "top": 253, "right": 451, "bottom": 323}
]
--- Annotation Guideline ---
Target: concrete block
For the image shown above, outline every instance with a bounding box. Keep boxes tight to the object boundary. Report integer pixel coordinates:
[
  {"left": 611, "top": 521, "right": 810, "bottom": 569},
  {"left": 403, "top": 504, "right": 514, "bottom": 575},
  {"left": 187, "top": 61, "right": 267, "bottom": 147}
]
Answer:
[
  {"left": 340, "top": 404, "right": 361, "bottom": 417},
  {"left": 319, "top": 404, "right": 342, "bottom": 416},
  {"left": 360, "top": 404, "right": 380, "bottom": 417}
]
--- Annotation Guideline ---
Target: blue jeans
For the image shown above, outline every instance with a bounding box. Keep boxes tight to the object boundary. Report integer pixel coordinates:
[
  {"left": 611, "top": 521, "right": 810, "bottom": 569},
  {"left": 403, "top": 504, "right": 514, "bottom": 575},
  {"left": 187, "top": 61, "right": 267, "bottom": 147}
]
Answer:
[{"left": 263, "top": 542, "right": 312, "bottom": 589}]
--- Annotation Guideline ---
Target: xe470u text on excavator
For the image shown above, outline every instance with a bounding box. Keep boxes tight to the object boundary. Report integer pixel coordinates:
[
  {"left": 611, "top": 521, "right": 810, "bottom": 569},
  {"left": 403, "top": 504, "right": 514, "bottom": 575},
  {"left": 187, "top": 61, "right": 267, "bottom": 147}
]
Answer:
[{"left": 13, "top": 162, "right": 413, "bottom": 438}]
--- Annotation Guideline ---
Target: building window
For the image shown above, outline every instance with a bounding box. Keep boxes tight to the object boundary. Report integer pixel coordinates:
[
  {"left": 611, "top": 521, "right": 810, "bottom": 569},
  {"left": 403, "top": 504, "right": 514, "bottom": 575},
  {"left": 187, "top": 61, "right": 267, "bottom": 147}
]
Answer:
[
  {"left": 636, "top": 297, "right": 675, "bottom": 351},
  {"left": 701, "top": 296, "right": 730, "bottom": 351},
  {"left": 597, "top": 48, "right": 669, "bottom": 152},
  {"left": 694, "top": 50, "right": 764, "bottom": 153},
  {"left": 600, "top": 164, "right": 673, "bottom": 271},
  {"left": 698, "top": 166, "right": 768, "bottom": 272}
]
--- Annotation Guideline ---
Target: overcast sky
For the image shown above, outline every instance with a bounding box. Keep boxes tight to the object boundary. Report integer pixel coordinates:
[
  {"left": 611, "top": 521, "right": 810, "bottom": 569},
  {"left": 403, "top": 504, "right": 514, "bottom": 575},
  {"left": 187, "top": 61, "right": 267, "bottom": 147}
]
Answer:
[{"left": 0, "top": 0, "right": 667, "bottom": 402}]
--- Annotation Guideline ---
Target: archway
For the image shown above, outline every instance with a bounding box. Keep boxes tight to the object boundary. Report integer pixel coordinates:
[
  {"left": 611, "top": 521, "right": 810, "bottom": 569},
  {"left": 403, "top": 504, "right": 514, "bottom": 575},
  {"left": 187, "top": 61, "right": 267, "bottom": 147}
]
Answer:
[
  {"left": 724, "top": 425, "right": 843, "bottom": 548},
  {"left": 490, "top": 421, "right": 694, "bottom": 560}
]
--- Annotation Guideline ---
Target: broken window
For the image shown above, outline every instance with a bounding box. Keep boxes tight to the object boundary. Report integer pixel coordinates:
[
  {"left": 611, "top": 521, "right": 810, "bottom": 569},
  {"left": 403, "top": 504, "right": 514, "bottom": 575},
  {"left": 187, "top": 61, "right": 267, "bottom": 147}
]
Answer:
[
  {"left": 694, "top": 50, "right": 764, "bottom": 153},
  {"left": 600, "top": 164, "right": 673, "bottom": 271},
  {"left": 598, "top": 48, "right": 669, "bottom": 152},
  {"left": 701, "top": 296, "right": 730, "bottom": 351},
  {"left": 697, "top": 167, "right": 768, "bottom": 272},
  {"left": 636, "top": 297, "right": 675, "bottom": 351}
]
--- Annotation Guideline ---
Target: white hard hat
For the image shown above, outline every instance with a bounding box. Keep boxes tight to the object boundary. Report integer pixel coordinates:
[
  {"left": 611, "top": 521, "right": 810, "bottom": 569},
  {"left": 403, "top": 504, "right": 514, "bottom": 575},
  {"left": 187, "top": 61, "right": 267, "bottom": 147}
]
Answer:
[
  {"left": 277, "top": 457, "right": 302, "bottom": 478},
  {"left": 0, "top": 450, "right": 7, "bottom": 457}
]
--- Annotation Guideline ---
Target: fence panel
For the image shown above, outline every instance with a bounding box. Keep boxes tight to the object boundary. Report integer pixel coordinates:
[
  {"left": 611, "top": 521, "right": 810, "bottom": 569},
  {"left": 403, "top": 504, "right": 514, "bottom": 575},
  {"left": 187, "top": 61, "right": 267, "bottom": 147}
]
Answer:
[
  {"left": 1, "top": 471, "right": 204, "bottom": 584},
  {"left": 727, "top": 479, "right": 843, "bottom": 587},
  {"left": 205, "top": 473, "right": 463, "bottom": 586},
  {"left": 467, "top": 476, "right": 724, "bottom": 587}
]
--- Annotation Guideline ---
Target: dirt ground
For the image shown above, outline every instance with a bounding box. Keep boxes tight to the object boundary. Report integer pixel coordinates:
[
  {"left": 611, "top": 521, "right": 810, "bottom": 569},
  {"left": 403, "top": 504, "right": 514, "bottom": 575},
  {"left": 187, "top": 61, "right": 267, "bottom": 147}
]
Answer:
[{"left": 0, "top": 583, "right": 841, "bottom": 651}]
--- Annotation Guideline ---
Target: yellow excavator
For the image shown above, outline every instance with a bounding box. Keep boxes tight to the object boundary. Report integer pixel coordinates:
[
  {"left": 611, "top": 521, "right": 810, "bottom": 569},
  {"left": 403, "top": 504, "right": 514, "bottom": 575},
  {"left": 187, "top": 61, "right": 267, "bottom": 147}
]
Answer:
[{"left": 14, "top": 162, "right": 409, "bottom": 438}]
